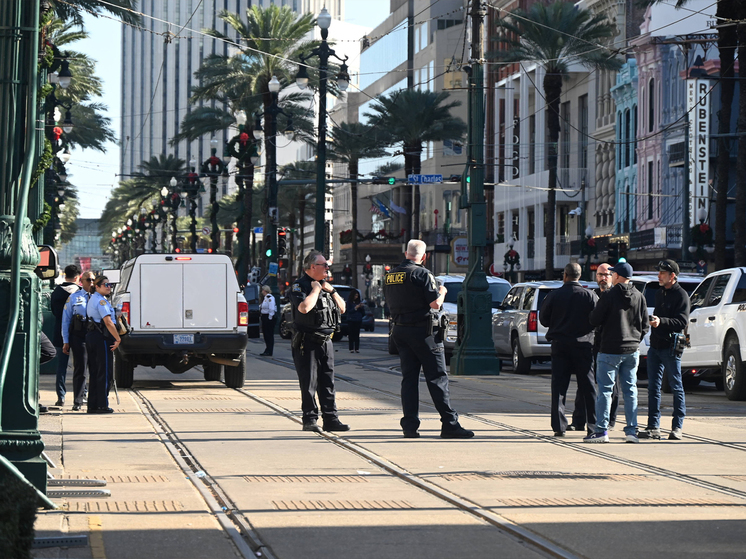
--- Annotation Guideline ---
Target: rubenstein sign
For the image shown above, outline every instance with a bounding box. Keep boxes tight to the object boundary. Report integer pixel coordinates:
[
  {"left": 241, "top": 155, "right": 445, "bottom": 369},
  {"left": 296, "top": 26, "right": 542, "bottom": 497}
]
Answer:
[{"left": 686, "top": 78, "right": 711, "bottom": 226}]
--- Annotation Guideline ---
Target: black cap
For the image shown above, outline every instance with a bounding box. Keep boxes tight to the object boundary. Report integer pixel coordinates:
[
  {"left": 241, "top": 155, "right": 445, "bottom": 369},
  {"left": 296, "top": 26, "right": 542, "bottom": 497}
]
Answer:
[
  {"left": 609, "top": 261, "right": 633, "bottom": 279},
  {"left": 657, "top": 259, "right": 680, "bottom": 275}
]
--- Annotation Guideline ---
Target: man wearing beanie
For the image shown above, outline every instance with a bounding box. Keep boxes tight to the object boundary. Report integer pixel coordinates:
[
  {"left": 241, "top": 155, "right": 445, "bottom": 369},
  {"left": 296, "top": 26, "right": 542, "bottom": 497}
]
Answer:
[{"left": 586, "top": 261, "right": 649, "bottom": 443}]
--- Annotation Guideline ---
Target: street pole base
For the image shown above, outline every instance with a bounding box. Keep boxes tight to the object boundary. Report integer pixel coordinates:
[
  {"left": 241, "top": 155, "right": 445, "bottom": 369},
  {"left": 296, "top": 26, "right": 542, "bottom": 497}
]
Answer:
[
  {"left": 450, "top": 346, "right": 501, "bottom": 376},
  {"left": 1, "top": 455, "right": 47, "bottom": 494}
]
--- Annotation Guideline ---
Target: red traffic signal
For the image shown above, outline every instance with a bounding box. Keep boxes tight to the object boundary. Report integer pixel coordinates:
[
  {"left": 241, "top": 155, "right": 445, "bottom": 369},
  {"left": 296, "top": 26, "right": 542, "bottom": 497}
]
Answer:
[{"left": 233, "top": 227, "right": 239, "bottom": 233}]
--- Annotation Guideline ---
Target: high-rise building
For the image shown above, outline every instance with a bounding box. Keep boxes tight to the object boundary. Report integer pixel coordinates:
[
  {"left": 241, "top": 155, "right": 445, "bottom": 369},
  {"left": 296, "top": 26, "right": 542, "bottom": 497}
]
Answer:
[
  {"left": 57, "top": 218, "right": 113, "bottom": 272},
  {"left": 120, "top": 0, "right": 342, "bottom": 214}
]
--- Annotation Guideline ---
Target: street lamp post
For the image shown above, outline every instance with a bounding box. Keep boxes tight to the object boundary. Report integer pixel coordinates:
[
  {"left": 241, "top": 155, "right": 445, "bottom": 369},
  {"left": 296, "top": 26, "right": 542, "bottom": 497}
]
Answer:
[
  {"left": 182, "top": 163, "right": 202, "bottom": 252},
  {"left": 296, "top": 7, "right": 350, "bottom": 253},
  {"left": 201, "top": 140, "right": 225, "bottom": 251}
]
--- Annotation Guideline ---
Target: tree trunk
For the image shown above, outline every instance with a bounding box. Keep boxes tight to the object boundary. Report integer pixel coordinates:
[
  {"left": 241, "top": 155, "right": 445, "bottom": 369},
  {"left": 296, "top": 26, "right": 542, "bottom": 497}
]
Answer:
[
  {"left": 715, "top": 2, "right": 737, "bottom": 271},
  {"left": 735, "top": 25, "right": 746, "bottom": 266},
  {"left": 298, "top": 199, "right": 306, "bottom": 276},
  {"left": 412, "top": 144, "right": 422, "bottom": 239},
  {"left": 403, "top": 143, "right": 415, "bottom": 240},
  {"left": 349, "top": 158, "right": 359, "bottom": 288},
  {"left": 544, "top": 74, "right": 562, "bottom": 280}
]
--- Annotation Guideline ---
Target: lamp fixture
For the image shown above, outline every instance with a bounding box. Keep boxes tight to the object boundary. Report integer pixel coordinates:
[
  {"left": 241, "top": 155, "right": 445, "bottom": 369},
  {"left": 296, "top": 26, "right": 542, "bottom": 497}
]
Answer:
[
  {"left": 57, "top": 60, "right": 72, "bottom": 89},
  {"left": 268, "top": 75, "right": 281, "bottom": 94}
]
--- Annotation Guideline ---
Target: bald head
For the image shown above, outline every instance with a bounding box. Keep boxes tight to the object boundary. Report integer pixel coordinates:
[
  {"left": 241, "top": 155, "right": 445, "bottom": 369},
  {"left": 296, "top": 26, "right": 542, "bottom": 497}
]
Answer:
[
  {"left": 405, "top": 240, "right": 427, "bottom": 263},
  {"left": 595, "top": 263, "right": 612, "bottom": 291}
]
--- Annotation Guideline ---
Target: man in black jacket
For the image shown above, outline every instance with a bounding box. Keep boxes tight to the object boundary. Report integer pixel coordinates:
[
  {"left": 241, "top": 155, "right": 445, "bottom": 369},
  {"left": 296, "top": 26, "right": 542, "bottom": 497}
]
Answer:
[
  {"left": 539, "top": 263, "right": 598, "bottom": 437},
  {"left": 586, "top": 261, "right": 649, "bottom": 443},
  {"left": 639, "top": 259, "right": 690, "bottom": 441},
  {"left": 50, "top": 264, "right": 82, "bottom": 407}
]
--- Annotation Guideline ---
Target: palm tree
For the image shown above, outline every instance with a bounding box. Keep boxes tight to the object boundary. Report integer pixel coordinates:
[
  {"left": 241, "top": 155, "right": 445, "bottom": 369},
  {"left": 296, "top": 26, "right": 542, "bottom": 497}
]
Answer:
[
  {"left": 328, "top": 122, "right": 388, "bottom": 288},
  {"left": 365, "top": 89, "right": 466, "bottom": 238},
  {"left": 493, "top": 1, "right": 620, "bottom": 279},
  {"left": 50, "top": 0, "right": 140, "bottom": 27}
]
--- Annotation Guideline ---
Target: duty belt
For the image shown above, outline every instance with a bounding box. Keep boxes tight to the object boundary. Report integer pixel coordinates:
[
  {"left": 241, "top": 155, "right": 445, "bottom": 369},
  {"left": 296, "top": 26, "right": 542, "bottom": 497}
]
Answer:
[{"left": 393, "top": 320, "right": 430, "bottom": 328}]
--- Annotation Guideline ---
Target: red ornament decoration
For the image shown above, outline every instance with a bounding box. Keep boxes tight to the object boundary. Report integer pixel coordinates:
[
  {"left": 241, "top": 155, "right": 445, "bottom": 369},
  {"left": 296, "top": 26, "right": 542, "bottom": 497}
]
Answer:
[
  {"left": 53, "top": 126, "right": 63, "bottom": 141},
  {"left": 239, "top": 132, "right": 249, "bottom": 147}
]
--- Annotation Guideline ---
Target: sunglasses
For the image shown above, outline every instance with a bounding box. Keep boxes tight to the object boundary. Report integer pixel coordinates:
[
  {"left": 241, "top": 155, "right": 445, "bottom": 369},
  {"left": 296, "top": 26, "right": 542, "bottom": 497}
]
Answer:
[
  {"left": 658, "top": 261, "right": 675, "bottom": 273},
  {"left": 99, "top": 283, "right": 111, "bottom": 288},
  {"left": 82, "top": 278, "right": 94, "bottom": 282},
  {"left": 315, "top": 262, "right": 330, "bottom": 268}
]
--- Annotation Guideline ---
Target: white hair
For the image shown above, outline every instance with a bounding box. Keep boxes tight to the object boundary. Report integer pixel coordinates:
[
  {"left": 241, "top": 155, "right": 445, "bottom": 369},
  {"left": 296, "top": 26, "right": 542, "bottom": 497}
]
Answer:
[{"left": 405, "top": 240, "right": 426, "bottom": 259}]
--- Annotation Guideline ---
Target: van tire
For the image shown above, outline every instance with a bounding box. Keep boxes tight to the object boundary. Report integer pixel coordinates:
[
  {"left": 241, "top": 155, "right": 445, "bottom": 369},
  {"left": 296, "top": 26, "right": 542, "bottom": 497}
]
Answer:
[
  {"left": 723, "top": 339, "right": 746, "bottom": 400},
  {"left": 225, "top": 353, "right": 246, "bottom": 388},
  {"left": 204, "top": 362, "right": 222, "bottom": 382},
  {"left": 113, "top": 350, "right": 134, "bottom": 388}
]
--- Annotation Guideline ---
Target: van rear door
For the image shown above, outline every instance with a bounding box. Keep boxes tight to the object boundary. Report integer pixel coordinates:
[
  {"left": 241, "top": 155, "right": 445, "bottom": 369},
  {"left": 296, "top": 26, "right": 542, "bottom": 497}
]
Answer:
[
  {"left": 140, "top": 264, "right": 183, "bottom": 329},
  {"left": 183, "top": 263, "right": 228, "bottom": 329}
]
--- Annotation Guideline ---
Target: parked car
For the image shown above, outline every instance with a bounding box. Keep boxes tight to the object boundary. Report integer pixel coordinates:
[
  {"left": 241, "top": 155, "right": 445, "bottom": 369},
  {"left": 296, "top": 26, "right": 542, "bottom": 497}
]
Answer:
[
  {"left": 442, "top": 275, "right": 512, "bottom": 362},
  {"left": 629, "top": 273, "right": 701, "bottom": 377},
  {"left": 492, "top": 280, "right": 597, "bottom": 374},
  {"left": 279, "top": 284, "right": 362, "bottom": 341},
  {"left": 111, "top": 254, "right": 248, "bottom": 388},
  {"left": 243, "top": 283, "right": 262, "bottom": 338},
  {"left": 679, "top": 268, "right": 746, "bottom": 399}
]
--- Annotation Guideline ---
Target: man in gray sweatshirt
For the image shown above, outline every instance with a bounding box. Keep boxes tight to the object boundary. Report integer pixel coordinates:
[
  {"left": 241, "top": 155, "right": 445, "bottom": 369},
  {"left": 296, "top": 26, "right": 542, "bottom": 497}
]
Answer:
[{"left": 586, "top": 261, "right": 649, "bottom": 443}]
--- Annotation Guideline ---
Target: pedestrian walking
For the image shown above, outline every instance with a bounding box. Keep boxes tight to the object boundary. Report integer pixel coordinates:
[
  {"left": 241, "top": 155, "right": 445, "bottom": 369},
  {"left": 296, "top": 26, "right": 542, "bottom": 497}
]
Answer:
[
  {"left": 289, "top": 250, "right": 349, "bottom": 433},
  {"left": 639, "top": 259, "right": 690, "bottom": 440},
  {"left": 383, "top": 240, "right": 474, "bottom": 439},
  {"left": 586, "top": 261, "right": 649, "bottom": 443},
  {"left": 61, "top": 271, "right": 95, "bottom": 411},
  {"left": 539, "top": 263, "right": 598, "bottom": 437},
  {"left": 85, "top": 275, "right": 120, "bottom": 414},
  {"left": 51, "top": 264, "right": 83, "bottom": 407},
  {"left": 569, "top": 262, "right": 621, "bottom": 431},
  {"left": 346, "top": 290, "right": 365, "bottom": 353},
  {"left": 259, "top": 285, "right": 276, "bottom": 356}
]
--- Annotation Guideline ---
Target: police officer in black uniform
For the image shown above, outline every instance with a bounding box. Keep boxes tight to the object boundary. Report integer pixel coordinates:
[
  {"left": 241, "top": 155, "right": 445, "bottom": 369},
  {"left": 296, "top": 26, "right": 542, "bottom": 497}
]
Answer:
[
  {"left": 383, "top": 240, "right": 474, "bottom": 439},
  {"left": 290, "top": 250, "right": 350, "bottom": 433}
]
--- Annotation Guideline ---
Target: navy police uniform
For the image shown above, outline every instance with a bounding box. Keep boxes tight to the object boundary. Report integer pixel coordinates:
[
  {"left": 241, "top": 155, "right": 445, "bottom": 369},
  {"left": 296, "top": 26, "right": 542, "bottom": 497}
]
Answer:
[
  {"left": 289, "top": 273, "right": 342, "bottom": 427},
  {"left": 62, "top": 290, "right": 90, "bottom": 407},
  {"left": 86, "top": 292, "right": 116, "bottom": 413},
  {"left": 383, "top": 259, "right": 465, "bottom": 437}
]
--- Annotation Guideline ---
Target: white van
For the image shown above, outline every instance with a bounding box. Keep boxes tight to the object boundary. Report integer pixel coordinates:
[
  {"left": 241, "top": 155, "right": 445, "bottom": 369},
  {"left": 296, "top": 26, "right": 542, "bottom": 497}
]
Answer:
[{"left": 111, "top": 254, "right": 248, "bottom": 388}]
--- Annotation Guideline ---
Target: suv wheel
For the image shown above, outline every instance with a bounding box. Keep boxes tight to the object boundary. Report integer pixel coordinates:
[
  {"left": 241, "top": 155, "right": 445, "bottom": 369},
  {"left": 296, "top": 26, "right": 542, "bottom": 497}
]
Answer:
[
  {"left": 204, "top": 362, "right": 222, "bottom": 382},
  {"left": 113, "top": 350, "right": 134, "bottom": 388},
  {"left": 512, "top": 337, "right": 530, "bottom": 374},
  {"left": 723, "top": 338, "right": 746, "bottom": 400},
  {"left": 224, "top": 352, "right": 246, "bottom": 388},
  {"left": 279, "top": 318, "right": 292, "bottom": 340}
]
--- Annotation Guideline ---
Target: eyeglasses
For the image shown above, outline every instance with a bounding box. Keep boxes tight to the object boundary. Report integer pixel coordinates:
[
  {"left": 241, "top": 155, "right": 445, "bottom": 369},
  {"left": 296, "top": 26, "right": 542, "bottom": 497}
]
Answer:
[
  {"left": 658, "top": 261, "right": 675, "bottom": 273},
  {"left": 100, "top": 283, "right": 111, "bottom": 288},
  {"left": 314, "top": 262, "right": 330, "bottom": 268},
  {"left": 596, "top": 272, "right": 612, "bottom": 277},
  {"left": 82, "top": 278, "right": 94, "bottom": 282}
]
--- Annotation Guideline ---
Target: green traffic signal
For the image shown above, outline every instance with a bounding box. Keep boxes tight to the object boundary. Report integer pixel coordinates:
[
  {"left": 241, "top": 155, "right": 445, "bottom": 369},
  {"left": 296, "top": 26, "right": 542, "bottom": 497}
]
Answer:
[
  {"left": 466, "top": 176, "right": 470, "bottom": 183},
  {"left": 265, "top": 248, "right": 272, "bottom": 257},
  {"left": 388, "top": 177, "right": 395, "bottom": 185}
]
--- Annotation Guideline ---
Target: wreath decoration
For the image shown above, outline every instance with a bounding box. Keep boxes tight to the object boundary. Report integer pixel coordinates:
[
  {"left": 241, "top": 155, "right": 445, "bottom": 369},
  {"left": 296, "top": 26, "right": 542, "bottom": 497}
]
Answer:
[
  {"left": 504, "top": 249, "right": 520, "bottom": 269},
  {"left": 691, "top": 222, "right": 713, "bottom": 246},
  {"left": 227, "top": 132, "right": 258, "bottom": 164}
]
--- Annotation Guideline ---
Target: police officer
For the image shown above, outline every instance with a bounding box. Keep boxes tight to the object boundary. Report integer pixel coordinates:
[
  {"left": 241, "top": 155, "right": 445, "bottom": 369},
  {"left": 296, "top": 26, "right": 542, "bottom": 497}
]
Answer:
[
  {"left": 85, "top": 275, "right": 120, "bottom": 414},
  {"left": 290, "top": 250, "right": 349, "bottom": 433},
  {"left": 62, "top": 271, "right": 95, "bottom": 411},
  {"left": 383, "top": 240, "right": 474, "bottom": 439}
]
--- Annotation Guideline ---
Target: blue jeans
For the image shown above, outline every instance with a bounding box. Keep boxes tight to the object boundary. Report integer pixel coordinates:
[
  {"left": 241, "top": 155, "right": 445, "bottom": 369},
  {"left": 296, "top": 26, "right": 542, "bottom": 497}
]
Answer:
[
  {"left": 646, "top": 346, "right": 686, "bottom": 431},
  {"left": 55, "top": 346, "right": 70, "bottom": 400},
  {"left": 595, "top": 352, "right": 639, "bottom": 436}
]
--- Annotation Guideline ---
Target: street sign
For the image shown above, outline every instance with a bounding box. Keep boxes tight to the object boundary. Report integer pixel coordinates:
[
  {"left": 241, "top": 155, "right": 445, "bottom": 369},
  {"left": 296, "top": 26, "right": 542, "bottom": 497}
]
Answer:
[
  {"left": 202, "top": 226, "right": 211, "bottom": 235},
  {"left": 253, "top": 227, "right": 263, "bottom": 234},
  {"left": 268, "top": 262, "right": 278, "bottom": 276},
  {"left": 408, "top": 174, "right": 443, "bottom": 184}
]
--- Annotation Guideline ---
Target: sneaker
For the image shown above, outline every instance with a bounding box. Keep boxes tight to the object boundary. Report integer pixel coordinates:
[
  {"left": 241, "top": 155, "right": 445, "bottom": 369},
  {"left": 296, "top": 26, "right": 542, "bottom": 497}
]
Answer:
[
  {"left": 440, "top": 426, "right": 475, "bottom": 439},
  {"left": 302, "top": 421, "right": 321, "bottom": 432},
  {"left": 638, "top": 428, "right": 661, "bottom": 440},
  {"left": 323, "top": 418, "right": 350, "bottom": 432},
  {"left": 625, "top": 434, "right": 639, "bottom": 443},
  {"left": 668, "top": 428, "right": 683, "bottom": 440},
  {"left": 583, "top": 431, "right": 609, "bottom": 443},
  {"left": 403, "top": 430, "right": 420, "bottom": 438}
]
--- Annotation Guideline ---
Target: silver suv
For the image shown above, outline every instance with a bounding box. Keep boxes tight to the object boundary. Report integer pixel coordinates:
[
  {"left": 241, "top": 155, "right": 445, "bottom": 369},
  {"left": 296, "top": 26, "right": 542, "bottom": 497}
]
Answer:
[{"left": 492, "top": 280, "right": 597, "bottom": 374}]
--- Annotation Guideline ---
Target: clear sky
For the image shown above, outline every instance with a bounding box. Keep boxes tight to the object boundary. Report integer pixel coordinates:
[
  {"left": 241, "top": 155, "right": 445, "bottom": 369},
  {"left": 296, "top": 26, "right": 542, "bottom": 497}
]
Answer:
[{"left": 70, "top": 1, "right": 390, "bottom": 219}]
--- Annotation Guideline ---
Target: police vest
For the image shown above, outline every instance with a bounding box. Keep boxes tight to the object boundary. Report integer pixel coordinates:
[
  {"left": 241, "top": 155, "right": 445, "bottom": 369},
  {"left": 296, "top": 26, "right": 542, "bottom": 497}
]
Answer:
[
  {"left": 383, "top": 261, "right": 433, "bottom": 324},
  {"left": 291, "top": 278, "right": 339, "bottom": 333}
]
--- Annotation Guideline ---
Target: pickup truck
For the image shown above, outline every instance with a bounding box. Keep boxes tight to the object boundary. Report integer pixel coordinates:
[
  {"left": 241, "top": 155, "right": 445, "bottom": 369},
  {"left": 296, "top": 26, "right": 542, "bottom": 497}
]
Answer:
[
  {"left": 680, "top": 267, "right": 746, "bottom": 400},
  {"left": 111, "top": 254, "right": 248, "bottom": 388}
]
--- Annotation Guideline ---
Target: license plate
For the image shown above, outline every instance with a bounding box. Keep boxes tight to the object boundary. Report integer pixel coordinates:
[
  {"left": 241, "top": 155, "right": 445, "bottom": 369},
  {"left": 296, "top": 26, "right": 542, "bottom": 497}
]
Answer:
[{"left": 173, "top": 334, "right": 194, "bottom": 345}]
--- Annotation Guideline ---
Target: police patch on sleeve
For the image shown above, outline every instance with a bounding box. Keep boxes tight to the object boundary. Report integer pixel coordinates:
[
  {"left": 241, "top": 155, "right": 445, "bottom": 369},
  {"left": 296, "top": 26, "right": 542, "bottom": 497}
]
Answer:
[
  {"left": 99, "top": 300, "right": 106, "bottom": 306},
  {"left": 292, "top": 284, "right": 302, "bottom": 292}
]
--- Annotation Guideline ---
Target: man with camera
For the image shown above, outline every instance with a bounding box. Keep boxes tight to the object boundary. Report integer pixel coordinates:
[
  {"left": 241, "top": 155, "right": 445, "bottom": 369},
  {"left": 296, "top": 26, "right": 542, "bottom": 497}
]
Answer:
[
  {"left": 289, "top": 250, "right": 349, "bottom": 433},
  {"left": 383, "top": 240, "right": 473, "bottom": 439},
  {"left": 639, "top": 259, "right": 690, "bottom": 441}
]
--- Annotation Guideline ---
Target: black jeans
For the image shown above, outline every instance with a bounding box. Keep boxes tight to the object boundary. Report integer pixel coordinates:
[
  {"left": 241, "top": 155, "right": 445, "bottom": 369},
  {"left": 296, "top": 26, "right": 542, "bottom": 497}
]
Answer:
[
  {"left": 550, "top": 343, "right": 596, "bottom": 434},
  {"left": 292, "top": 337, "right": 338, "bottom": 422},
  {"left": 348, "top": 320, "right": 361, "bottom": 351},
  {"left": 392, "top": 324, "right": 459, "bottom": 433},
  {"left": 261, "top": 314, "right": 276, "bottom": 355},
  {"left": 85, "top": 328, "right": 111, "bottom": 410}
]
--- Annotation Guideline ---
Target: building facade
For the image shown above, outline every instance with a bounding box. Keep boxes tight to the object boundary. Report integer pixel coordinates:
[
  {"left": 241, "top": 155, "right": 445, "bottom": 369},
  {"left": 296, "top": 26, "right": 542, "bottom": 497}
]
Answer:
[{"left": 57, "top": 218, "right": 113, "bottom": 272}]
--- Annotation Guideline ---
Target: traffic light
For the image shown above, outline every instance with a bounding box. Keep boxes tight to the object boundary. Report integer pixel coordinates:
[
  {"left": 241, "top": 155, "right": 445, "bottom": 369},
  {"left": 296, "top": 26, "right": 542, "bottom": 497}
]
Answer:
[
  {"left": 619, "top": 242, "right": 627, "bottom": 260},
  {"left": 608, "top": 242, "right": 618, "bottom": 261},
  {"left": 277, "top": 227, "right": 287, "bottom": 257},
  {"left": 388, "top": 177, "right": 395, "bottom": 185}
]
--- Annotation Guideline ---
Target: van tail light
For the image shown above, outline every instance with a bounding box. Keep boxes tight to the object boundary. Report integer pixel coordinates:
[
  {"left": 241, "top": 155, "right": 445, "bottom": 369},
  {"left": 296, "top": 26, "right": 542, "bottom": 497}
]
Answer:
[
  {"left": 238, "top": 301, "right": 248, "bottom": 326},
  {"left": 122, "top": 302, "right": 130, "bottom": 323},
  {"left": 527, "top": 310, "right": 538, "bottom": 332}
]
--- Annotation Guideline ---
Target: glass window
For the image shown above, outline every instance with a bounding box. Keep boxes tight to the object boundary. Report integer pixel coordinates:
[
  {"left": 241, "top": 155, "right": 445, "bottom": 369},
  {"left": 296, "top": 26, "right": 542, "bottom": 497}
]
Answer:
[
  {"left": 502, "top": 287, "right": 523, "bottom": 309},
  {"left": 489, "top": 283, "right": 511, "bottom": 309},
  {"left": 537, "top": 288, "right": 551, "bottom": 311},
  {"left": 707, "top": 274, "right": 731, "bottom": 307},
  {"left": 731, "top": 273, "right": 746, "bottom": 303},
  {"left": 443, "top": 282, "right": 463, "bottom": 305},
  {"left": 689, "top": 277, "right": 714, "bottom": 310},
  {"left": 360, "top": 25, "right": 407, "bottom": 90},
  {"left": 521, "top": 287, "right": 536, "bottom": 310}
]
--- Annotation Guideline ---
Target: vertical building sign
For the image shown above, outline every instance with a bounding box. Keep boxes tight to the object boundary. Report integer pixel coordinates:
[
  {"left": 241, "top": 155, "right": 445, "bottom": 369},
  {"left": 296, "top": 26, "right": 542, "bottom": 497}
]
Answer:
[{"left": 686, "top": 79, "right": 710, "bottom": 225}]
